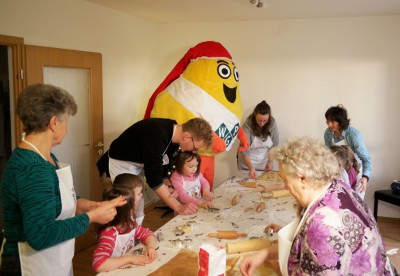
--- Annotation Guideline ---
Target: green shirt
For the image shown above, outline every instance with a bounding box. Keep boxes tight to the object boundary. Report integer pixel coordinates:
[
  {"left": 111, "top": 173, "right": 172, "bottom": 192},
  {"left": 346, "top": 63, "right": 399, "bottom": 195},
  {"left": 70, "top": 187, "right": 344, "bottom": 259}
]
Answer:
[{"left": 0, "top": 148, "right": 90, "bottom": 257}]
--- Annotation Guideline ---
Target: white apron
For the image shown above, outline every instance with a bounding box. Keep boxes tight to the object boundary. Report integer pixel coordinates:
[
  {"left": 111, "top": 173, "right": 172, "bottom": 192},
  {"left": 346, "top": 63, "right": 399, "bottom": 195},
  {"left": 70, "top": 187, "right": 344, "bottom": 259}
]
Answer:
[
  {"left": 278, "top": 188, "right": 327, "bottom": 275},
  {"left": 110, "top": 227, "right": 136, "bottom": 257},
  {"left": 249, "top": 136, "right": 273, "bottom": 171},
  {"left": 331, "top": 136, "right": 365, "bottom": 199},
  {"left": 109, "top": 126, "right": 175, "bottom": 207},
  {"left": 108, "top": 125, "right": 174, "bottom": 182},
  {"left": 18, "top": 162, "right": 76, "bottom": 276},
  {"left": 182, "top": 175, "right": 202, "bottom": 199}
]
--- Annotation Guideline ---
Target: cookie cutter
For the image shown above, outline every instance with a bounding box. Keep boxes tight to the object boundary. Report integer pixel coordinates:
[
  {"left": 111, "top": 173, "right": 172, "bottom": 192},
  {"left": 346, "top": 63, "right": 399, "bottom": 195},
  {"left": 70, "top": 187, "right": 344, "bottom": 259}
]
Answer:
[
  {"left": 208, "top": 207, "right": 220, "bottom": 213},
  {"left": 156, "top": 232, "right": 164, "bottom": 242},
  {"left": 182, "top": 238, "right": 193, "bottom": 248},
  {"left": 170, "top": 239, "right": 184, "bottom": 248}
]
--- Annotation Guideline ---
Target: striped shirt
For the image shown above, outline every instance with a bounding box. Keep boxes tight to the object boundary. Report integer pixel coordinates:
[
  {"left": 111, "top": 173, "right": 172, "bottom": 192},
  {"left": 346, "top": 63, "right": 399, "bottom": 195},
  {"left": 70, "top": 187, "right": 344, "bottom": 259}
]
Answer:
[
  {"left": 92, "top": 224, "right": 153, "bottom": 271},
  {"left": 324, "top": 125, "right": 372, "bottom": 178},
  {"left": 0, "top": 148, "right": 90, "bottom": 257}
]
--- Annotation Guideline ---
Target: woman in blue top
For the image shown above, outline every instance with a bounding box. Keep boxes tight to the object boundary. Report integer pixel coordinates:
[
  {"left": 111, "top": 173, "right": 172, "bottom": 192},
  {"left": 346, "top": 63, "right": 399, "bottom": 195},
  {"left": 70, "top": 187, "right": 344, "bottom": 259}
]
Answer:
[
  {"left": 0, "top": 84, "right": 126, "bottom": 276},
  {"left": 324, "top": 104, "right": 371, "bottom": 199}
]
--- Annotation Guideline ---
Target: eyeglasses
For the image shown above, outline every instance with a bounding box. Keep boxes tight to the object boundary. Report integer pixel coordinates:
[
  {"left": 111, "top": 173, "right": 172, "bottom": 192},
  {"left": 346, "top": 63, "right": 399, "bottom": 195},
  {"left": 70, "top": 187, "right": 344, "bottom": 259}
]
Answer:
[{"left": 190, "top": 137, "right": 198, "bottom": 152}]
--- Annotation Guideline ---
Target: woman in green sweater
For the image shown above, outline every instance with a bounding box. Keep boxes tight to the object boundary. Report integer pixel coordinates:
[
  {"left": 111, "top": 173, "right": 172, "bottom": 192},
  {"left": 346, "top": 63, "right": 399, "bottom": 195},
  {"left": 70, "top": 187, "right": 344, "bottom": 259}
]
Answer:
[{"left": 0, "top": 84, "right": 126, "bottom": 276}]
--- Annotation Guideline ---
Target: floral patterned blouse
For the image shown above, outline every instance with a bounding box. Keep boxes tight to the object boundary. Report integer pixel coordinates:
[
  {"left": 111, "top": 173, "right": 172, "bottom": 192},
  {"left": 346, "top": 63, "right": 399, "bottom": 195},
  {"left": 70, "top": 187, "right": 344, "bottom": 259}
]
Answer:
[{"left": 288, "top": 180, "right": 397, "bottom": 275}]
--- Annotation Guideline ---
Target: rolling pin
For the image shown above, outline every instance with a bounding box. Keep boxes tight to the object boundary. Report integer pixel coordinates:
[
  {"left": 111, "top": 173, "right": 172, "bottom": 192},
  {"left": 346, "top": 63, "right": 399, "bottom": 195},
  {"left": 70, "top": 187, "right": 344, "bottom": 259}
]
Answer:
[
  {"left": 262, "top": 189, "right": 291, "bottom": 199},
  {"left": 208, "top": 231, "right": 248, "bottom": 239},
  {"left": 239, "top": 181, "right": 258, "bottom": 188},
  {"left": 226, "top": 238, "right": 270, "bottom": 254}
]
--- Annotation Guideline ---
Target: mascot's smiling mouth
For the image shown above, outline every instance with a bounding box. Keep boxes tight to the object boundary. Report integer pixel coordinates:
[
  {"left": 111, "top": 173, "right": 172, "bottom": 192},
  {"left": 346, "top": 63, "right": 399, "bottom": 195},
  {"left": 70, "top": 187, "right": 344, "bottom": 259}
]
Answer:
[{"left": 223, "top": 84, "right": 237, "bottom": 103}]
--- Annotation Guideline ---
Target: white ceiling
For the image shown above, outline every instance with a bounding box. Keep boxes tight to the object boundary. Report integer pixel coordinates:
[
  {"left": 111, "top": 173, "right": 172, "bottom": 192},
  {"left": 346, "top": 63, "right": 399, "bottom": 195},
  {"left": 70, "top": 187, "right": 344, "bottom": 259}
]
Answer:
[{"left": 86, "top": 0, "right": 400, "bottom": 24}]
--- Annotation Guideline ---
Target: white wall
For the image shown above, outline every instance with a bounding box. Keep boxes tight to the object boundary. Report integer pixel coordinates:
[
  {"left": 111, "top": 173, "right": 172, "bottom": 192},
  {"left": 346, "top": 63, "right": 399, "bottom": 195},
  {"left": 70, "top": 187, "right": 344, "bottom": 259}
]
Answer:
[
  {"left": 1, "top": 0, "right": 399, "bottom": 217},
  {"left": 0, "top": 0, "right": 160, "bottom": 141},
  {"left": 157, "top": 16, "right": 400, "bottom": 217}
]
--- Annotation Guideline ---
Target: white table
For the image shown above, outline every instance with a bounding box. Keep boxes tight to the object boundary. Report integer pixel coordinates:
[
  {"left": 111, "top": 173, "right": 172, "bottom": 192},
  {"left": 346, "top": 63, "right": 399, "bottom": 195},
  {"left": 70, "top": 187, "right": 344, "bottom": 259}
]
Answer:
[{"left": 98, "top": 171, "right": 296, "bottom": 275}]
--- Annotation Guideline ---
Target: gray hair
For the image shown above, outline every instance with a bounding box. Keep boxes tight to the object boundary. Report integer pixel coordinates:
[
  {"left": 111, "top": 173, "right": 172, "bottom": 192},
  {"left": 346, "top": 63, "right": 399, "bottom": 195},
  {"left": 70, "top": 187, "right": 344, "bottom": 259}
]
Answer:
[
  {"left": 17, "top": 84, "right": 77, "bottom": 134},
  {"left": 270, "top": 136, "right": 340, "bottom": 187}
]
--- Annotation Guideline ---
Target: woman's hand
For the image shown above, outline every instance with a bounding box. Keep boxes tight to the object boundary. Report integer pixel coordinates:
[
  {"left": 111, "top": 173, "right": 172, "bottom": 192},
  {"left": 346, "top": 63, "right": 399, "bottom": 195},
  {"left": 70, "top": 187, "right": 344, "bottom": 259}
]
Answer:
[
  {"left": 240, "top": 249, "right": 269, "bottom": 276},
  {"left": 87, "top": 196, "right": 127, "bottom": 224},
  {"left": 248, "top": 167, "right": 257, "bottom": 179},
  {"left": 356, "top": 177, "right": 368, "bottom": 192},
  {"left": 265, "top": 161, "right": 274, "bottom": 172}
]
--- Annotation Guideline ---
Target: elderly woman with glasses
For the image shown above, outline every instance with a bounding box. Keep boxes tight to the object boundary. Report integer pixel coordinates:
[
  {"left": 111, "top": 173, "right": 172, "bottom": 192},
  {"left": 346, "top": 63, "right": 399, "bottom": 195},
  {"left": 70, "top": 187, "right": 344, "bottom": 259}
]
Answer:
[
  {"left": 240, "top": 136, "right": 397, "bottom": 276},
  {"left": 237, "top": 100, "right": 279, "bottom": 179}
]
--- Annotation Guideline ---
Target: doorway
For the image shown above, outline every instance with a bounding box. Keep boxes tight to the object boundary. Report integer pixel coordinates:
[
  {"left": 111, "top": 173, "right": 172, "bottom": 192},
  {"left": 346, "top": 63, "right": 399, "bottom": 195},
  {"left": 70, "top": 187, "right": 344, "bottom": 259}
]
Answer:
[
  {"left": 0, "top": 35, "right": 24, "bottom": 245},
  {"left": 0, "top": 45, "right": 12, "bottom": 235}
]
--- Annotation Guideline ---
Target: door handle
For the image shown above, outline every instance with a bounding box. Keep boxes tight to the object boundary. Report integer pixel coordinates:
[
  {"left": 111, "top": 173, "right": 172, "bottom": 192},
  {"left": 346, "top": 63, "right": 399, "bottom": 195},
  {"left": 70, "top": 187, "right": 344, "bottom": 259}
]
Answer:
[{"left": 94, "top": 142, "right": 104, "bottom": 148}]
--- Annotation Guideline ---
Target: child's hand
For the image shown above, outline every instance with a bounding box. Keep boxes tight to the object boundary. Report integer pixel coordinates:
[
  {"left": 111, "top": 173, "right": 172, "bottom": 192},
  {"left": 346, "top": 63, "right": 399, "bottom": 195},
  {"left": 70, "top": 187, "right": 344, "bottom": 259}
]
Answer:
[
  {"left": 129, "top": 255, "right": 151, "bottom": 266},
  {"left": 145, "top": 247, "right": 158, "bottom": 262},
  {"left": 197, "top": 200, "right": 210, "bottom": 209},
  {"left": 203, "top": 190, "right": 213, "bottom": 201}
]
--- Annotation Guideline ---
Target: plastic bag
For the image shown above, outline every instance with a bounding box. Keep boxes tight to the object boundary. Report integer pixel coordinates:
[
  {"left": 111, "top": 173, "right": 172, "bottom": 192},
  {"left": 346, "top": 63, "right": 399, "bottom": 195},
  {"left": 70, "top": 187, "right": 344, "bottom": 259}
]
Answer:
[{"left": 198, "top": 243, "right": 226, "bottom": 276}]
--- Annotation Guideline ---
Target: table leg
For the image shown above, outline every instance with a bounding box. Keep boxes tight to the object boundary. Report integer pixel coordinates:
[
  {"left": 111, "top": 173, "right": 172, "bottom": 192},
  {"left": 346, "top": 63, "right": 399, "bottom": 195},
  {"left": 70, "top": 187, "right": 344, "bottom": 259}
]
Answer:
[{"left": 373, "top": 197, "right": 378, "bottom": 221}]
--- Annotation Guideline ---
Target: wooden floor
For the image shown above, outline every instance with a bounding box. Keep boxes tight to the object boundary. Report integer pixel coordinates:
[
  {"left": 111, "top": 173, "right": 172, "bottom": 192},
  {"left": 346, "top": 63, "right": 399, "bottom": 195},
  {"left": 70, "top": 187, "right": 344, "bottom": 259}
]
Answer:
[{"left": 73, "top": 203, "right": 400, "bottom": 276}]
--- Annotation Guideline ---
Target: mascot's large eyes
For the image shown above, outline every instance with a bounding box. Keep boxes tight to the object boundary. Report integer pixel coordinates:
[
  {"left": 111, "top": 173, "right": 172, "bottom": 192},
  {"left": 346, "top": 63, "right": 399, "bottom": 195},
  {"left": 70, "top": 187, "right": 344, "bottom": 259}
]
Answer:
[
  {"left": 218, "top": 64, "right": 231, "bottom": 79},
  {"left": 233, "top": 67, "right": 239, "bottom": 82}
]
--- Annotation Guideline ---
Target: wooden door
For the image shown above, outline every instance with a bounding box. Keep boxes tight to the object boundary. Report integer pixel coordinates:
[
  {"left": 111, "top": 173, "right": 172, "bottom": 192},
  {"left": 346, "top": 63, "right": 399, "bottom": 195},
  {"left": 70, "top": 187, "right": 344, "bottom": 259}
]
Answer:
[{"left": 24, "top": 45, "right": 104, "bottom": 252}]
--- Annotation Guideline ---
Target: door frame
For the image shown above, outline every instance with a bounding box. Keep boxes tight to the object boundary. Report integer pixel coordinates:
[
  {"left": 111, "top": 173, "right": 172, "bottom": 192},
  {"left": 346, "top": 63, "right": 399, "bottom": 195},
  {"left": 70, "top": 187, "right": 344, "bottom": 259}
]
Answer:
[{"left": 0, "top": 34, "right": 25, "bottom": 143}]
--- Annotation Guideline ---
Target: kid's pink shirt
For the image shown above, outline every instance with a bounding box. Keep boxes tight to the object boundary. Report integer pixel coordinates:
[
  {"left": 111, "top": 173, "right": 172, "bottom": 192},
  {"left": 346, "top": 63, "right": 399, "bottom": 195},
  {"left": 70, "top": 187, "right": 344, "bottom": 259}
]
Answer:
[{"left": 170, "top": 172, "right": 210, "bottom": 204}]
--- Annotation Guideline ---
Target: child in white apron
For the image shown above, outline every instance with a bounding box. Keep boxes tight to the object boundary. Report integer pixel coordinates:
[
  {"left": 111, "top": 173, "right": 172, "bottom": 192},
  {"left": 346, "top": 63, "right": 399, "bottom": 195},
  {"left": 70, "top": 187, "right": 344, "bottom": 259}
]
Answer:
[
  {"left": 170, "top": 151, "right": 213, "bottom": 209},
  {"left": 92, "top": 174, "right": 157, "bottom": 272}
]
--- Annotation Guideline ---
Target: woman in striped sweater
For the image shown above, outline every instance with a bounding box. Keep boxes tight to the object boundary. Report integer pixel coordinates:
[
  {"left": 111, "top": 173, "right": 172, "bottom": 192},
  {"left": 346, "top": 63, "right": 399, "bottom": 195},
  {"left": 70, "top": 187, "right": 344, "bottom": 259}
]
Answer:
[{"left": 0, "top": 84, "right": 126, "bottom": 276}]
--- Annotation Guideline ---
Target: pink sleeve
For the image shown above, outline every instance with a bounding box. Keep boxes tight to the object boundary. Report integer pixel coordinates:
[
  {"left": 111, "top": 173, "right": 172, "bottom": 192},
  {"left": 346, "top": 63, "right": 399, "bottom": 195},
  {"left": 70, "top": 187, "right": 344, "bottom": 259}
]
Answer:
[
  {"left": 92, "top": 227, "right": 117, "bottom": 271},
  {"left": 135, "top": 225, "right": 154, "bottom": 244},
  {"left": 199, "top": 173, "right": 210, "bottom": 191},
  {"left": 170, "top": 172, "right": 198, "bottom": 204}
]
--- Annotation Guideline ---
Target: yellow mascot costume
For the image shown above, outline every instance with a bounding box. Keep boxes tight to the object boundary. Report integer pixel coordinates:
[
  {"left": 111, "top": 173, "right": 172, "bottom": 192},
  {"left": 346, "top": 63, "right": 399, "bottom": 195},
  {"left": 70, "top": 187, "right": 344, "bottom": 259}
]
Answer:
[{"left": 144, "top": 41, "right": 249, "bottom": 190}]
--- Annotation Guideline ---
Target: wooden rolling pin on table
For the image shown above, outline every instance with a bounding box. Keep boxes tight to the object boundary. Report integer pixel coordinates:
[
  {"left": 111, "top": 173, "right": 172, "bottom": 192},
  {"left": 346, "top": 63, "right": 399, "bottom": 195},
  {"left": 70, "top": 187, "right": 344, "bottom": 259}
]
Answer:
[
  {"left": 226, "top": 238, "right": 270, "bottom": 254},
  {"left": 208, "top": 231, "right": 248, "bottom": 239},
  {"left": 262, "top": 189, "right": 291, "bottom": 199}
]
